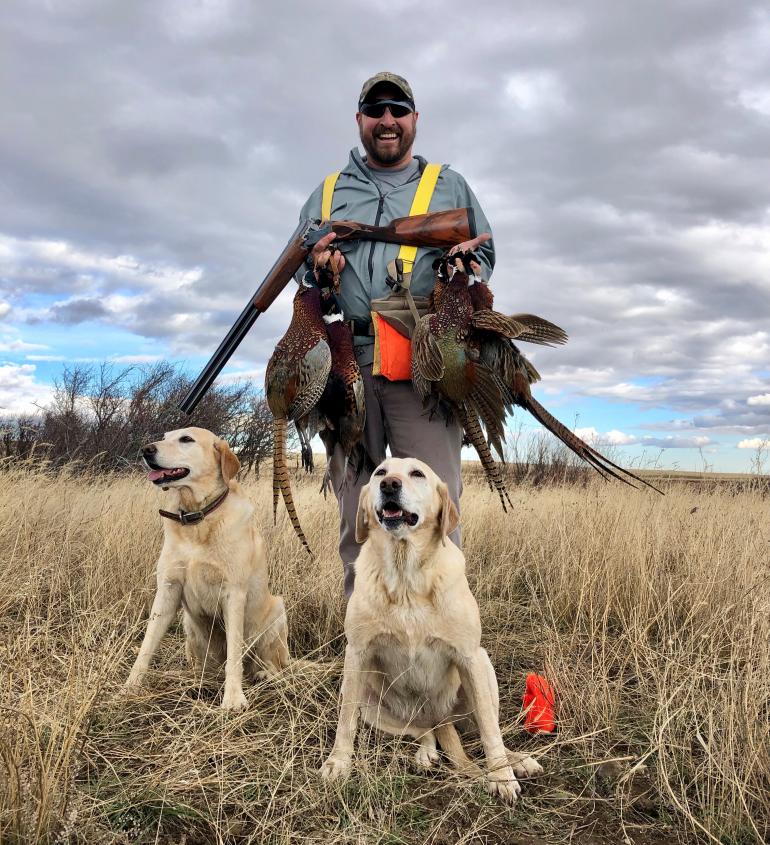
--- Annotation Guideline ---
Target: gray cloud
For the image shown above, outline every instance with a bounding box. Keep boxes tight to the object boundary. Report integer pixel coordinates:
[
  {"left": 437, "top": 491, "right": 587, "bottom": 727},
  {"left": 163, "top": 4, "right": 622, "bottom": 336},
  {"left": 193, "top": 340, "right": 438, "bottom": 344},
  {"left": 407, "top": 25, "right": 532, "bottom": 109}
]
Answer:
[
  {"left": 45, "top": 298, "right": 110, "bottom": 324},
  {"left": 1, "top": 0, "right": 769, "bottom": 447}
]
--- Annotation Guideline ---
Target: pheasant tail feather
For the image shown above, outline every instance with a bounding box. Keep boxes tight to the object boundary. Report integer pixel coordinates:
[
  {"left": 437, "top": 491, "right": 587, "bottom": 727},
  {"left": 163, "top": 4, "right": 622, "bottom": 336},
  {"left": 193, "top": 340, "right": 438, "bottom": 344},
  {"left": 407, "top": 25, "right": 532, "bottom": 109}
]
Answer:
[
  {"left": 524, "top": 396, "right": 663, "bottom": 493},
  {"left": 272, "top": 416, "right": 314, "bottom": 554}
]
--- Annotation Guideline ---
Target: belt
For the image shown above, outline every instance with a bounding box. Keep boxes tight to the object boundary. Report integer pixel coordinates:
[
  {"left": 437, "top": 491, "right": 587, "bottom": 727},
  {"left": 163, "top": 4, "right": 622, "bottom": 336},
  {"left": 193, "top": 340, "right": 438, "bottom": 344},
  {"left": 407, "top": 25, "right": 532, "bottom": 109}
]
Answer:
[{"left": 348, "top": 318, "right": 374, "bottom": 337}]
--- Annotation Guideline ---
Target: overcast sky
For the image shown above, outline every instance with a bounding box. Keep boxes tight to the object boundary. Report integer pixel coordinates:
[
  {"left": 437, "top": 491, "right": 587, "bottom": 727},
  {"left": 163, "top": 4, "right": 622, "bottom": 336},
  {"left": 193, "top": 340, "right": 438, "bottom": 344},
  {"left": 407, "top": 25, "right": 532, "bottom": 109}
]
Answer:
[{"left": 1, "top": 0, "right": 769, "bottom": 472}]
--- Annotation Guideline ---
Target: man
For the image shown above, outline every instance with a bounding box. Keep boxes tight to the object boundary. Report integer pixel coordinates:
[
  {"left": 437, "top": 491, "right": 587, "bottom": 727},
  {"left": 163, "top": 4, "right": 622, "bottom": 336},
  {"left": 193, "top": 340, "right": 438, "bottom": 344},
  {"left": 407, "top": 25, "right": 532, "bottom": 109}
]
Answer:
[{"left": 301, "top": 72, "right": 495, "bottom": 595}]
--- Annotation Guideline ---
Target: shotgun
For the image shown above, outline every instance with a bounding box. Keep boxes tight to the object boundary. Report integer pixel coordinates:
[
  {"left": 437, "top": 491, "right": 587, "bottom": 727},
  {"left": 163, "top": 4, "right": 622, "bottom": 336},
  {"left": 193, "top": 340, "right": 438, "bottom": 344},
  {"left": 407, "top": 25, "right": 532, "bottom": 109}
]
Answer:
[{"left": 179, "top": 207, "right": 477, "bottom": 414}]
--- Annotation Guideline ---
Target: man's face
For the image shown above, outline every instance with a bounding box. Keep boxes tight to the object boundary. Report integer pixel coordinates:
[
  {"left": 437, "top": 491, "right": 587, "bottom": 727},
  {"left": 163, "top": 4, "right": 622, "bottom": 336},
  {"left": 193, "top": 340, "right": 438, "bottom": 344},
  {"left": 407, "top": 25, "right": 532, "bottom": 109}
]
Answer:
[{"left": 356, "top": 85, "right": 418, "bottom": 167}]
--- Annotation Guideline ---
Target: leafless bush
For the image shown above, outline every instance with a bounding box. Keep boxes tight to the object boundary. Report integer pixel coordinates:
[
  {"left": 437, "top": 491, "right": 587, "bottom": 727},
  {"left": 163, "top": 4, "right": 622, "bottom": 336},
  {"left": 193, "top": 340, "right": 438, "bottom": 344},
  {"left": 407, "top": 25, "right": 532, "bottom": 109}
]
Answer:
[{"left": 0, "top": 361, "right": 278, "bottom": 475}]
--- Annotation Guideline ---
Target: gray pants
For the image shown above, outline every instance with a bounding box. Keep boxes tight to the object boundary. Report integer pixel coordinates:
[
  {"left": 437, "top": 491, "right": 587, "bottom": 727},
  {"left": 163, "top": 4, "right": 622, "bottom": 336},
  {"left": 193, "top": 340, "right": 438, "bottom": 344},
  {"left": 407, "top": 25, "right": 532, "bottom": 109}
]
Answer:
[{"left": 328, "top": 364, "right": 463, "bottom": 596}]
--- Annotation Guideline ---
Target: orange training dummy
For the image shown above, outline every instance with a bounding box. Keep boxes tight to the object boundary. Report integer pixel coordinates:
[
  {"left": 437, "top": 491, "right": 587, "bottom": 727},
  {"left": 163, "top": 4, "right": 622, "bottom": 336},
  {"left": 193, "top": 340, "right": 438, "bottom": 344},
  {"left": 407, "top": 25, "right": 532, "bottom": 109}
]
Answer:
[{"left": 522, "top": 673, "right": 556, "bottom": 734}]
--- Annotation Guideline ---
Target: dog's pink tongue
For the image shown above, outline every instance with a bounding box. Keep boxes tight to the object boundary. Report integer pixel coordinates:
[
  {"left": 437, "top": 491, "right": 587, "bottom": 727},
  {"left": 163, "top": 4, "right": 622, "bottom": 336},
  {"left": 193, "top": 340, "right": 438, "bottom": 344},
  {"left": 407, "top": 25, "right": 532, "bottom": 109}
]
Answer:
[
  {"left": 148, "top": 469, "right": 166, "bottom": 482},
  {"left": 384, "top": 508, "right": 403, "bottom": 517}
]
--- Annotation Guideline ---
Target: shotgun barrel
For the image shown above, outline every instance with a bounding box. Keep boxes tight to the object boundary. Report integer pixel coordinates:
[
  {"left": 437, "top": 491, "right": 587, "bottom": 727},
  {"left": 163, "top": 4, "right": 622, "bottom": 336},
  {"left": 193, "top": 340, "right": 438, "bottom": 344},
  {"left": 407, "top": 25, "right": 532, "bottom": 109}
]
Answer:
[{"left": 179, "top": 207, "right": 476, "bottom": 415}]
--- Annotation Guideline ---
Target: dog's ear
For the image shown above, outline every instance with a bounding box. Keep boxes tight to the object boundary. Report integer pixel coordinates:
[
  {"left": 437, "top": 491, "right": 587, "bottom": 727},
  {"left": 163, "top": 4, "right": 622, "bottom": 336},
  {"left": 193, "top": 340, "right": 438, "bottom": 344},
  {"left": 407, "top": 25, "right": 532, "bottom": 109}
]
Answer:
[
  {"left": 355, "top": 483, "right": 371, "bottom": 543},
  {"left": 438, "top": 482, "right": 460, "bottom": 546},
  {"left": 215, "top": 439, "right": 240, "bottom": 484}
]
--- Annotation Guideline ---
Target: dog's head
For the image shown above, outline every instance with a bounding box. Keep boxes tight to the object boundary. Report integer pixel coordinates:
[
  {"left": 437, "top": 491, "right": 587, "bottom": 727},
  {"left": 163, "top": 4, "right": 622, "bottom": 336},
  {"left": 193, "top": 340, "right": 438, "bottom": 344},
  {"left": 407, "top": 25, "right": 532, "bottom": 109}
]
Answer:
[
  {"left": 140, "top": 427, "right": 240, "bottom": 491},
  {"left": 355, "top": 457, "right": 459, "bottom": 546}
]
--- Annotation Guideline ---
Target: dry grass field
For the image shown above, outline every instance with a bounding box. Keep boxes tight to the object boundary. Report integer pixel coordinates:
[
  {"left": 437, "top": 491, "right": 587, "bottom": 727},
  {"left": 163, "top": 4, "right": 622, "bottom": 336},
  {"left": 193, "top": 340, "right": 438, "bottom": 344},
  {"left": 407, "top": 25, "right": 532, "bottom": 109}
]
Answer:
[{"left": 1, "top": 463, "right": 768, "bottom": 844}]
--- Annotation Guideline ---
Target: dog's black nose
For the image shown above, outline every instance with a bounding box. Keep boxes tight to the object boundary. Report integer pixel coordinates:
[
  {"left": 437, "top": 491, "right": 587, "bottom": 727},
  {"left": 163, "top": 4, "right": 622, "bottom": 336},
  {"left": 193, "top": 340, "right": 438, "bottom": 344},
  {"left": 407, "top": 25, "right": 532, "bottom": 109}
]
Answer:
[
  {"left": 142, "top": 444, "right": 157, "bottom": 457},
  {"left": 380, "top": 476, "right": 402, "bottom": 495}
]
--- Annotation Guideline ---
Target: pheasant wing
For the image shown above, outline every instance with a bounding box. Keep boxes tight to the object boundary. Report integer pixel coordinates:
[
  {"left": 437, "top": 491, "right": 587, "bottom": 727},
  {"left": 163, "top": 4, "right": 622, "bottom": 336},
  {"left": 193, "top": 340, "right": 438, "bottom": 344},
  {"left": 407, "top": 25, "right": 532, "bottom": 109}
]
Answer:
[
  {"left": 411, "top": 315, "right": 444, "bottom": 399},
  {"left": 471, "top": 310, "right": 568, "bottom": 346},
  {"left": 507, "top": 313, "right": 568, "bottom": 346},
  {"left": 471, "top": 309, "right": 527, "bottom": 338},
  {"left": 288, "top": 338, "right": 331, "bottom": 421}
]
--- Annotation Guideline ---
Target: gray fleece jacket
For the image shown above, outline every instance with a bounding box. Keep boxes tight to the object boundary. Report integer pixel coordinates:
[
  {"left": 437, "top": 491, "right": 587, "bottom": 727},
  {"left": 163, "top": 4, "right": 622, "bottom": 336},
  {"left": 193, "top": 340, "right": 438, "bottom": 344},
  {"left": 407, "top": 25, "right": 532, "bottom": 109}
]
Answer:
[{"left": 298, "top": 148, "right": 495, "bottom": 365}]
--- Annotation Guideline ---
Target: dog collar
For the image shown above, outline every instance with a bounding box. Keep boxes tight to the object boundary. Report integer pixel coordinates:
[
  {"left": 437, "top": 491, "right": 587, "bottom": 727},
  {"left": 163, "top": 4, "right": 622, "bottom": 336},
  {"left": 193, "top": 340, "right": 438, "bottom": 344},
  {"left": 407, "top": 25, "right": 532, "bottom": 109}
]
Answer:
[{"left": 159, "top": 488, "right": 229, "bottom": 526}]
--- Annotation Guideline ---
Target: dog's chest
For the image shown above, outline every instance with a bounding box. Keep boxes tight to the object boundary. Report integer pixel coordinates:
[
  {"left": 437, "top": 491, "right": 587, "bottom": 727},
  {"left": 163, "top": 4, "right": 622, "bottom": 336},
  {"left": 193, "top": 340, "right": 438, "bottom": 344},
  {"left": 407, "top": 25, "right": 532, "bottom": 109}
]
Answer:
[
  {"left": 180, "top": 551, "right": 230, "bottom": 617},
  {"left": 370, "top": 632, "right": 455, "bottom": 681},
  {"left": 366, "top": 631, "right": 461, "bottom": 721}
]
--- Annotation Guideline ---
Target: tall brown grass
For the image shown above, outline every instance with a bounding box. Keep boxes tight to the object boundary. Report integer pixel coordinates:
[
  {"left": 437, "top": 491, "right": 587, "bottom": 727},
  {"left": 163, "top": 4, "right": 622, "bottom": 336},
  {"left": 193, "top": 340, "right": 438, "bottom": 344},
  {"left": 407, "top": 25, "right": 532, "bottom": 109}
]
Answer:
[{"left": 1, "top": 464, "right": 768, "bottom": 844}]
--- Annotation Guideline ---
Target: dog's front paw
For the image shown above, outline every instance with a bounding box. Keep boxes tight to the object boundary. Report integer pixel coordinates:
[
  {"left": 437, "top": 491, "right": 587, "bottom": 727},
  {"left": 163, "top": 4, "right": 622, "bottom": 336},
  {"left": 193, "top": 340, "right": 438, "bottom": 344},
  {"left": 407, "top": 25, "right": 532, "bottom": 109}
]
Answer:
[
  {"left": 506, "top": 750, "right": 543, "bottom": 779},
  {"left": 220, "top": 687, "right": 248, "bottom": 712},
  {"left": 119, "top": 674, "right": 144, "bottom": 698},
  {"left": 320, "top": 752, "right": 352, "bottom": 783},
  {"left": 414, "top": 745, "right": 440, "bottom": 771},
  {"left": 486, "top": 766, "right": 521, "bottom": 805}
]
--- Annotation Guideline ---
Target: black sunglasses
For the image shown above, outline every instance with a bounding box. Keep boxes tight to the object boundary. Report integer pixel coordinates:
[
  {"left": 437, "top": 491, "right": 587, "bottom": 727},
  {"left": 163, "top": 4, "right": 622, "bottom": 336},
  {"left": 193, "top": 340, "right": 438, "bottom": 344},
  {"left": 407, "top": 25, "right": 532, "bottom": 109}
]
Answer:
[{"left": 359, "top": 99, "right": 414, "bottom": 119}]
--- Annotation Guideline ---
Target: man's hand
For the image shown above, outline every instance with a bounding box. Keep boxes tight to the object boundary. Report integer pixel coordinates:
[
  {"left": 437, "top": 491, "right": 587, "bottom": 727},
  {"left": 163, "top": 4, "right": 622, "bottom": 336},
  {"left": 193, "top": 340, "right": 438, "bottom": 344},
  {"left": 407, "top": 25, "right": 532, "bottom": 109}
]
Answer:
[
  {"left": 448, "top": 232, "right": 491, "bottom": 258},
  {"left": 448, "top": 231, "right": 491, "bottom": 279},
  {"left": 310, "top": 232, "right": 346, "bottom": 276}
]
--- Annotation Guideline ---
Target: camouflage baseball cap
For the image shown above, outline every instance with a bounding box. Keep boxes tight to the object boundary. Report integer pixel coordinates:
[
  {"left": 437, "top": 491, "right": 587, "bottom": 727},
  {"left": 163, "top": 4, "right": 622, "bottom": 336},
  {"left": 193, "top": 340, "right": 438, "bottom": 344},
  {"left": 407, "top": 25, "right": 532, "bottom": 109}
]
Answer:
[{"left": 358, "top": 72, "right": 415, "bottom": 108}]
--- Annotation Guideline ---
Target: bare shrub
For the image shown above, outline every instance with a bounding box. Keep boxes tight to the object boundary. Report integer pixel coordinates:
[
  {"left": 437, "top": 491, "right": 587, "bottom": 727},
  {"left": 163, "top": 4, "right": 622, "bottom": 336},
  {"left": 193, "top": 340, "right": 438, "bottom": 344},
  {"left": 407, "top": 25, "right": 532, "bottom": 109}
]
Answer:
[{"left": 0, "top": 361, "right": 277, "bottom": 476}]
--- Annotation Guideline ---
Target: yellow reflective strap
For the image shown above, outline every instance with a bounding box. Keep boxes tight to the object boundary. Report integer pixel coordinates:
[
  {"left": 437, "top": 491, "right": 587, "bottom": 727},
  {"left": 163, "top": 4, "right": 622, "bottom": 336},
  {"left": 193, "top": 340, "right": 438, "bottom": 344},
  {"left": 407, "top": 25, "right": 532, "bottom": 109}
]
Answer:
[
  {"left": 321, "top": 171, "right": 341, "bottom": 221},
  {"left": 397, "top": 162, "right": 441, "bottom": 268}
]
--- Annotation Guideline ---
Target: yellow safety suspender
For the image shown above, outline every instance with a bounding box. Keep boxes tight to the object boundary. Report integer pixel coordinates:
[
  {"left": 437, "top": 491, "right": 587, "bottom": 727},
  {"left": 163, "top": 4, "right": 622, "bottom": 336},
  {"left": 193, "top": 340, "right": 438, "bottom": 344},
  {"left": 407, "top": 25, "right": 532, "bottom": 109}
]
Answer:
[
  {"left": 321, "top": 172, "right": 340, "bottom": 221},
  {"left": 320, "top": 162, "right": 442, "bottom": 236},
  {"left": 396, "top": 162, "right": 441, "bottom": 270}
]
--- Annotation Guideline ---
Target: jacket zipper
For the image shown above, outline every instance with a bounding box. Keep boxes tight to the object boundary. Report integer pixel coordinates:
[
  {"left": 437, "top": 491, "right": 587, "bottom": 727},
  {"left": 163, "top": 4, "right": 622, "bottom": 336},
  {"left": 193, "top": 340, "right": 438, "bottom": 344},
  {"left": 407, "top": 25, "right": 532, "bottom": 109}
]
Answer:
[
  {"left": 349, "top": 153, "right": 427, "bottom": 286},
  {"left": 368, "top": 195, "right": 385, "bottom": 285}
]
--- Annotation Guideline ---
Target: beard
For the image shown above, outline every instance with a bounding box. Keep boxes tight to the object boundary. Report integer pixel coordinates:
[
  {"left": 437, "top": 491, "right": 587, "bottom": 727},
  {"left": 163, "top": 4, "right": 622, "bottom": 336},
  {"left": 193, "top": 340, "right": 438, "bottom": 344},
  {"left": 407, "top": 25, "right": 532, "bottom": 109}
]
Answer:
[{"left": 359, "top": 119, "right": 417, "bottom": 166}]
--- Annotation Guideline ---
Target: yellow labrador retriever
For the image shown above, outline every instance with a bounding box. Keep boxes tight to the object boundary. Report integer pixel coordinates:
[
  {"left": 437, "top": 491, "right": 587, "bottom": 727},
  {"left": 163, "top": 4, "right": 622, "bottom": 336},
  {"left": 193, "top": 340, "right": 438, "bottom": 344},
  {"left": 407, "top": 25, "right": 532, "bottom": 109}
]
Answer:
[
  {"left": 124, "top": 426, "right": 289, "bottom": 710},
  {"left": 320, "top": 457, "right": 542, "bottom": 803}
]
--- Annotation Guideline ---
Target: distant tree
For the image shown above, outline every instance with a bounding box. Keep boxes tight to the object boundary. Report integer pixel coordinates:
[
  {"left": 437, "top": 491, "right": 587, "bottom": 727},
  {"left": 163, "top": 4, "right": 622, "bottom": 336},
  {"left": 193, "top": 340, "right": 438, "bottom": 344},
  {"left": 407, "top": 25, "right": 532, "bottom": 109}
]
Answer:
[
  {"left": 0, "top": 361, "right": 280, "bottom": 475},
  {"left": 0, "top": 415, "right": 44, "bottom": 460}
]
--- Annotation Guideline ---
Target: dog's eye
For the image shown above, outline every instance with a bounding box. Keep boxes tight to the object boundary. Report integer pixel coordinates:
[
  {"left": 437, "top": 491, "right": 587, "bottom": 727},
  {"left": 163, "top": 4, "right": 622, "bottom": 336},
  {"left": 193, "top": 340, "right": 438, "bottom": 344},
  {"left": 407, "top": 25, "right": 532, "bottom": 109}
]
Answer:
[
  {"left": 409, "top": 469, "right": 425, "bottom": 478},
  {"left": 179, "top": 435, "right": 195, "bottom": 443},
  {"left": 373, "top": 468, "right": 386, "bottom": 476}
]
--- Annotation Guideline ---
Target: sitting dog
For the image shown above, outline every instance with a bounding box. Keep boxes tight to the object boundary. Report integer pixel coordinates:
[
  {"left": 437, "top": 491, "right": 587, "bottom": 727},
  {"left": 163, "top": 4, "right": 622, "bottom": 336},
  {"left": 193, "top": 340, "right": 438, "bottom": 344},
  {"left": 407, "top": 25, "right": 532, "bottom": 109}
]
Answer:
[
  {"left": 320, "top": 457, "right": 542, "bottom": 803},
  {"left": 124, "top": 426, "right": 289, "bottom": 710}
]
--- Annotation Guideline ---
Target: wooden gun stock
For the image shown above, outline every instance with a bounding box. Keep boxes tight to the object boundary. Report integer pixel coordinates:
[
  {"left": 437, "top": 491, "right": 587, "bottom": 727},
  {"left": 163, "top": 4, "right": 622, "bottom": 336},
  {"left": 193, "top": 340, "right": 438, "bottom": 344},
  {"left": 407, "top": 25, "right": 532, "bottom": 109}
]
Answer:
[
  {"left": 330, "top": 206, "right": 476, "bottom": 249},
  {"left": 180, "top": 207, "right": 476, "bottom": 414}
]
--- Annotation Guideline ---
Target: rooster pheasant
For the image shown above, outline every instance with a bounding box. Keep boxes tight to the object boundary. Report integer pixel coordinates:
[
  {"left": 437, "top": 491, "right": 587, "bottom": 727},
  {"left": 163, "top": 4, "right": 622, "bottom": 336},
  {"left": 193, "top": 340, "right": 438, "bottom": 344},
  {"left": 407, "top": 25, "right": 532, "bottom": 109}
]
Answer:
[
  {"left": 265, "top": 274, "right": 331, "bottom": 553},
  {"left": 316, "top": 274, "right": 367, "bottom": 494},
  {"left": 412, "top": 251, "right": 660, "bottom": 507}
]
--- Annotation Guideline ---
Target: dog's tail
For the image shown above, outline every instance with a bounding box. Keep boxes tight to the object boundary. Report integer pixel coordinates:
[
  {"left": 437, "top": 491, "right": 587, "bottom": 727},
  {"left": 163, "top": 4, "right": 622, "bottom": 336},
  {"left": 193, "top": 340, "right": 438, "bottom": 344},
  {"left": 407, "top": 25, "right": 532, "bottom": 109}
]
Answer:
[{"left": 272, "top": 416, "right": 313, "bottom": 555}]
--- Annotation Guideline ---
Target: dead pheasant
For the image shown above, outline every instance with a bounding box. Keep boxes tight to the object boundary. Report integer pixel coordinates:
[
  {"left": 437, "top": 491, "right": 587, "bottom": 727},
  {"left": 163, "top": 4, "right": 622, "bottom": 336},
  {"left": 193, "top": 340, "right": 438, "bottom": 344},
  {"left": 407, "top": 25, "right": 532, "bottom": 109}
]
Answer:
[
  {"left": 412, "top": 251, "right": 660, "bottom": 507},
  {"left": 265, "top": 275, "right": 331, "bottom": 553},
  {"left": 316, "top": 287, "right": 367, "bottom": 493}
]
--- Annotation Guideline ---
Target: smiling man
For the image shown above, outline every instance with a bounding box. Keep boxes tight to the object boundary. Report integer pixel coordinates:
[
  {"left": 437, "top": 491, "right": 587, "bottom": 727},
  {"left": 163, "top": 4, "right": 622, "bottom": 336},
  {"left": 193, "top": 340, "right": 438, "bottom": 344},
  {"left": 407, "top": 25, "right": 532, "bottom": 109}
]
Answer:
[{"left": 299, "top": 72, "right": 495, "bottom": 596}]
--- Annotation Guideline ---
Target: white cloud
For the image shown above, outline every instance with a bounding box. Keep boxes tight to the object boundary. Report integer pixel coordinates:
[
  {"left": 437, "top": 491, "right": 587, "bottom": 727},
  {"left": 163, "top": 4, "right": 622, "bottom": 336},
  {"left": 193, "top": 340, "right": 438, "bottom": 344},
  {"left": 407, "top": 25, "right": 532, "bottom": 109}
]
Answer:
[
  {"left": 575, "top": 426, "right": 637, "bottom": 445},
  {"left": 739, "top": 86, "right": 770, "bottom": 116},
  {"left": 747, "top": 394, "right": 770, "bottom": 406},
  {"left": 573, "top": 426, "right": 711, "bottom": 449},
  {"left": 738, "top": 438, "right": 770, "bottom": 449},
  {"left": 503, "top": 71, "right": 568, "bottom": 130},
  {"left": 109, "top": 354, "right": 162, "bottom": 364},
  {"left": 0, "top": 363, "right": 54, "bottom": 414},
  {"left": 0, "top": 233, "right": 203, "bottom": 294},
  {"left": 217, "top": 366, "right": 265, "bottom": 385},
  {"left": 0, "top": 337, "right": 48, "bottom": 352}
]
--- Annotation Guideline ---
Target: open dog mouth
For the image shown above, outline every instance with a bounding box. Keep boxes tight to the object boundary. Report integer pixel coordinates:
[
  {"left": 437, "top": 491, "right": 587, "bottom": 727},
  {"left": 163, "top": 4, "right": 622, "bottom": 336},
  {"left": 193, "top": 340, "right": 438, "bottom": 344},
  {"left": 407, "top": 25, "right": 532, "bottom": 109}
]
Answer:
[
  {"left": 376, "top": 500, "right": 419, "bottom": 528},
  {"left": 144, "top": 459, "right": 190, "bottom": 485}
]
